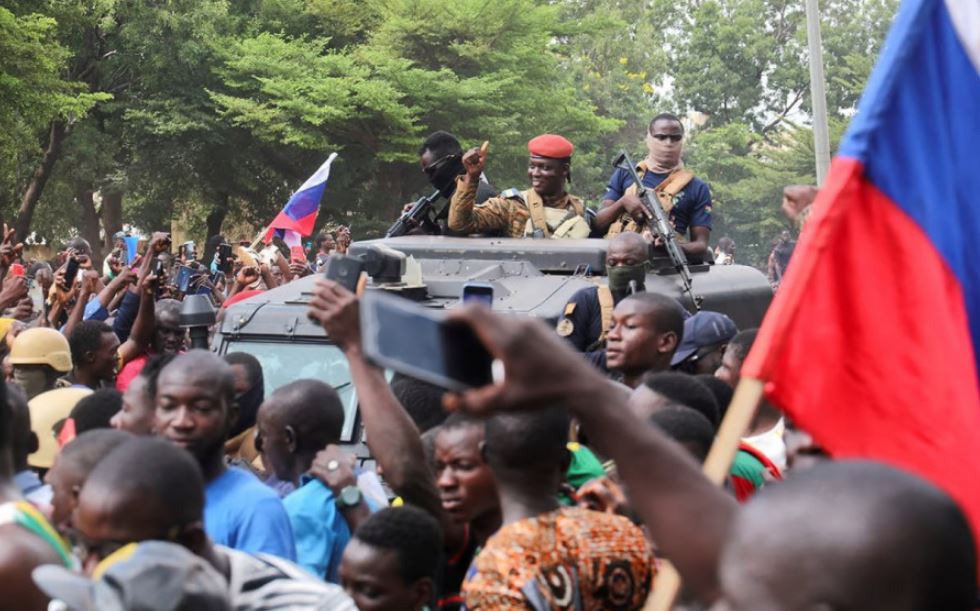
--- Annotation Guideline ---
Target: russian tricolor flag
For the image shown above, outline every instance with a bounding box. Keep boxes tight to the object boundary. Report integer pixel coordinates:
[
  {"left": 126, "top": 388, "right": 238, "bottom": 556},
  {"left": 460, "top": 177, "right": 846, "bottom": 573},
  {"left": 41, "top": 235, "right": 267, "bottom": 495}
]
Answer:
[
  {"left": 265, "top": 153, "right": 338, "bottom": 244},
  {"left": 744, "top": 0, "right": 980, "bottom": 545}
]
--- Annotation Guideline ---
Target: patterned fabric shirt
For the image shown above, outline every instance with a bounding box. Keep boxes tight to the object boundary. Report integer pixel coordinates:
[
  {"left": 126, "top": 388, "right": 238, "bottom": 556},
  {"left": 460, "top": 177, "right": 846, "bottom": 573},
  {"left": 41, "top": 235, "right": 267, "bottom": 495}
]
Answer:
[
  {"left": 463, "top": 507, "right": 654, "bottom": 610},
  {"left": 218, "top": 545, "right": 357, "bottom": 611},
  {"left": 448, "top": 178, "right": 586, "bottom": 238}
]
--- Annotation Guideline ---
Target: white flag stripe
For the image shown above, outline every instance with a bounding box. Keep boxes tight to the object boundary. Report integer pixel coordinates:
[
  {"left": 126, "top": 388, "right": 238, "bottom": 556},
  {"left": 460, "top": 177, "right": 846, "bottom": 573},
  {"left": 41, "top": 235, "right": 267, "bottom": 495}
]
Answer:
[
  {"left": 296, "top": 152, "right": 338, "bottom": 194},
  {"left": 946, "top": 0, "right": 980, "bottom": 75}
]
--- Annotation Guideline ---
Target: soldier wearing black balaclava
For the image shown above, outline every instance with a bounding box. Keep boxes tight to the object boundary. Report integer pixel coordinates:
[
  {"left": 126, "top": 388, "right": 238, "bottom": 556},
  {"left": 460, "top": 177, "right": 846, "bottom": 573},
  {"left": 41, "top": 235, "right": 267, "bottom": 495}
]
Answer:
[
  {"left": 554, "top": 232, "right": 652, "bottom": 355},
  {"left": 403, "top": 131, "right": 497, "bottom": 235}
]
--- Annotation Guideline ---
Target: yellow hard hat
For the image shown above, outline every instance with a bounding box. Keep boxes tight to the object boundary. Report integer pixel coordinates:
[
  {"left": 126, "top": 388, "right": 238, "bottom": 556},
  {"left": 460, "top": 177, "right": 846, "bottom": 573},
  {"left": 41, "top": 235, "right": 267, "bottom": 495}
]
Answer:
[
  {"left": 10, "top": 328, "right": 72, "bottom": 373},
  {"left": 28, "top": 387, "right": 93, "bottom": 469}
]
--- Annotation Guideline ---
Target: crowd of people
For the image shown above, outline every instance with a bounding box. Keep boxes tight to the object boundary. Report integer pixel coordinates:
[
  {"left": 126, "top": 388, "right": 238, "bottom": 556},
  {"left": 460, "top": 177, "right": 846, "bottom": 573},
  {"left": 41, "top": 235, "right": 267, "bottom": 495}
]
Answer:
[{"left": 0, "top": 119, "right": 974, "bottom": 611}]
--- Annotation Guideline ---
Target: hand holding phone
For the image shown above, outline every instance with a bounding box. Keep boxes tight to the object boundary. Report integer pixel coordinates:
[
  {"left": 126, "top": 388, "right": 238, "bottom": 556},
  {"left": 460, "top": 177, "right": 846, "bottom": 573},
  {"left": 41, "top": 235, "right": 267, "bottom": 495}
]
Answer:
[
  {"left": 218, "top": 243, "right": 234, "bottom": 274},
  {"left": 63, "top": 257, "right": 80, "bottom": 289},
  {"left": 175, "top": 265, "right": 194, "bottom": 293},
  {"left": 360, "top": 290, "right": 493, "bottom": 391},
  {"left": 323, "top": 255, "right": 364, "bottom": 293}
]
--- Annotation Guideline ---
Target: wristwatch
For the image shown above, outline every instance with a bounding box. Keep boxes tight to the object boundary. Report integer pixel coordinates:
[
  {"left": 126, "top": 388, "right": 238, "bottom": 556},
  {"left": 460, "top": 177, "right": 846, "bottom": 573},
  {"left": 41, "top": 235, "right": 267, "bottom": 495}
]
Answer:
[{"left": 336, "top": 485, "right": 363, "bottom": 509}]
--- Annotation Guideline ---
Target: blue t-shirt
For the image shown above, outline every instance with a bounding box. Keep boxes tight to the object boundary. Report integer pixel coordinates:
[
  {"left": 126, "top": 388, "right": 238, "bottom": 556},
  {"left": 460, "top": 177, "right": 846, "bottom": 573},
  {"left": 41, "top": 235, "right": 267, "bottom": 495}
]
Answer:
[
  {"left": 283, "top": 477, "right": 351, "bottom": 582},
  {"left": 205, "top": 467, "right": 297, "bottom": 561},
  {"left": 603, "top": 167, "right": 713, "bottom": 235}
]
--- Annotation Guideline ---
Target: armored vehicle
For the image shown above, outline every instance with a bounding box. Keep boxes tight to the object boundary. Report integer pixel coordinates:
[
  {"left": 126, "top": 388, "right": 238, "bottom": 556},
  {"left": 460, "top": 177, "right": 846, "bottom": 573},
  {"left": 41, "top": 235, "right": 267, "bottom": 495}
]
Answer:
[{"left": 214, "top": 236, "right": 772, "bottom": 452}]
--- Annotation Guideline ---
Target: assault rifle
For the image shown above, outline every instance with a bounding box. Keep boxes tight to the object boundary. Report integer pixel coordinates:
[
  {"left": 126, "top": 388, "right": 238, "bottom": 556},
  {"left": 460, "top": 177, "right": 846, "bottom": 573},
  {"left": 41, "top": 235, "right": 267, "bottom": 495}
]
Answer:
[
  {"left": 386, "top": 189, "right": 442, "bottom": 238},
  {"left": 613, "top": 151, "right": 702, "bottom": 310}
]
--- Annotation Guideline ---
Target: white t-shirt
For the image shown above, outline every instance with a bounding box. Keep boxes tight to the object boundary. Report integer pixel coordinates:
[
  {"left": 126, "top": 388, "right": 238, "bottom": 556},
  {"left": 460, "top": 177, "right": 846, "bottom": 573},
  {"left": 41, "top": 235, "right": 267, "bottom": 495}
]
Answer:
[{"left": 217, "top": 546, "right": 356, "bottom": 611}]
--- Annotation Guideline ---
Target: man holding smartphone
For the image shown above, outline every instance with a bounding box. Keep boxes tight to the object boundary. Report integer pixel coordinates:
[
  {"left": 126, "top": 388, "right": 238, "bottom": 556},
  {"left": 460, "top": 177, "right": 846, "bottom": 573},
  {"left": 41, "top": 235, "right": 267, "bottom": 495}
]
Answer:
[{"left": 448, "top": 134, "right": 593, "bottom": 239}]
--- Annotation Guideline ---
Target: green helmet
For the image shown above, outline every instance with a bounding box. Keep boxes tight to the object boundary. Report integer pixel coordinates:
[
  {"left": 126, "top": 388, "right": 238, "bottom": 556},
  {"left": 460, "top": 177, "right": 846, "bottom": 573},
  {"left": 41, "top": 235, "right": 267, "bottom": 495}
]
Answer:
[{"left": 10, "top": 328, "right": 73, "bottom": 373}]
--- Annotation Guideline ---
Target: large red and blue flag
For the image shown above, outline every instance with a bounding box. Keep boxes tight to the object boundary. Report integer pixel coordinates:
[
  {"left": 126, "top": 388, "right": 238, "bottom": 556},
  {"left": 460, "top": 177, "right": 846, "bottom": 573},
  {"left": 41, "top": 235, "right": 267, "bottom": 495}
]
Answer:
[
  {"left": 264, "top": 153, "right": 338, "bottom": 243},
  {"left": 743, "top": 0, "right": 980, "bottom": 542}
]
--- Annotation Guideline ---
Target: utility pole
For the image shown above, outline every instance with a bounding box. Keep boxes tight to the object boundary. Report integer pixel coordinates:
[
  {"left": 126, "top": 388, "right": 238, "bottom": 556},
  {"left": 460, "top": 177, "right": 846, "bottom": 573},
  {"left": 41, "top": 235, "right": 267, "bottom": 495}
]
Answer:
[{"left": 805, "top": 0, "right": 831, "bottom": 184}]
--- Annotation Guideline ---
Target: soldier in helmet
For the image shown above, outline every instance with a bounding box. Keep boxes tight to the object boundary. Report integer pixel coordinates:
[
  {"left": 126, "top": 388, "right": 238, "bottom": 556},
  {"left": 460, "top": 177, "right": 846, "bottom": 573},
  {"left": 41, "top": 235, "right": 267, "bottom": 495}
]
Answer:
[
  {"left": 10, "top": 328, "right": 73, "bottom": 400},
  {"left": 448, "top": 134, "right": 594, "bottom": 239}
]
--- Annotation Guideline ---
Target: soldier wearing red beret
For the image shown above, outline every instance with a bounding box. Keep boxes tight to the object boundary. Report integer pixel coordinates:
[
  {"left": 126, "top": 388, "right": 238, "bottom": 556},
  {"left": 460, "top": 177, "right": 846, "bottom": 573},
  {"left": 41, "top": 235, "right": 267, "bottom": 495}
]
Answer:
[{"left": 447, "top": 135, "right": 594, "bottom": 239}]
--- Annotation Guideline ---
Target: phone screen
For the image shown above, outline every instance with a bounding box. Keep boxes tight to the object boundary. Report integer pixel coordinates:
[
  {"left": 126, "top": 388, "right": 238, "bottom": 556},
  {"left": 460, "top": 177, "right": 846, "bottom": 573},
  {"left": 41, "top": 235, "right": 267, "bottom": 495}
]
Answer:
[
  {"left": 175, "top": 265, "right": 194, "bottom": 293},
  {"left": 323, "top": 255, "right": 364, "bottom": 293},
  {"left": 218, "top": 244, "right": 233, "bottom": 274},
  {"left": 361, "top": 291, "right": 493, "bottom": 391},
  {"left": 64, "top": 258, "right": 80, "bottom": 287},
  {"left": 462, "top": 282, "right": 494, "bottom": 308}
]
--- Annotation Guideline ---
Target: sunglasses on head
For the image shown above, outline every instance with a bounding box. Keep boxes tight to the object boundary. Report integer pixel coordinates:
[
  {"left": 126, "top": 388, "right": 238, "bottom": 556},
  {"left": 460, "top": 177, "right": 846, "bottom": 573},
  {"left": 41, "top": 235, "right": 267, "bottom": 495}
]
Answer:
[{"left": 650, "top": 133, "right": 683, "bottom": 143}]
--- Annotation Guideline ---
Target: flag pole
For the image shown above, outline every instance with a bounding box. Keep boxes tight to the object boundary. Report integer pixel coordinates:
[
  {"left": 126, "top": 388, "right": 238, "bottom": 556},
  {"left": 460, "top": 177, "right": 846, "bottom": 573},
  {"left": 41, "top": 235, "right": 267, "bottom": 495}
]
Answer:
[
  {"left": 805, "top": 0, "right": 831, "bottom": 184},
  {"left": 645, "top": 378, "right": 765, "bottom": 611}
]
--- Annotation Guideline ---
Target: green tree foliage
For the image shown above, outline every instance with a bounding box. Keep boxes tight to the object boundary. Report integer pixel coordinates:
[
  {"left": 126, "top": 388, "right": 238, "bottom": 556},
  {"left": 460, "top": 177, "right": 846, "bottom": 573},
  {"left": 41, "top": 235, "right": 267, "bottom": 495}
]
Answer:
[
  {"left": 0, "top": 0, "right": 898, "bottom": 267},
  {"left": 0, "top": 6, "right": 108, "bottom": 224}
]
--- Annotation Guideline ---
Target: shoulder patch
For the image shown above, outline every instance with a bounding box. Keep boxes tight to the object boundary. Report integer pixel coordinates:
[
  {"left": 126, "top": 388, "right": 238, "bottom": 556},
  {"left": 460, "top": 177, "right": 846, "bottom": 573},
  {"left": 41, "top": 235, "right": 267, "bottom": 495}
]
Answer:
[
  {"left": 500, "top": 188, "right": 525, "bottom": 202},
  {"left": 556, "top": 318, "right": 575, "bottom": 337},
  {"left": 564, "top": 303, "right": 576, "bottom": 316}
]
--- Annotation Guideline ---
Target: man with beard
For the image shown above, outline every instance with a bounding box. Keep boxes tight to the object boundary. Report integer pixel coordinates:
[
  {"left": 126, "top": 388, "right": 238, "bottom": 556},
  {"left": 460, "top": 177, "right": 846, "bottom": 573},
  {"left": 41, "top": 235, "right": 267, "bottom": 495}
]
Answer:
[
  {"left": 153, "top": 350, "right": 296, "bottom": 560},
  {"left": 555, "top": 232, "right": 651, "bottom": 353},
  {"left": 594, "top": 113, "right": 712, "bottom": 257},
  {"left": 398, "top": 131, "right": 497, "bottom": 236}
]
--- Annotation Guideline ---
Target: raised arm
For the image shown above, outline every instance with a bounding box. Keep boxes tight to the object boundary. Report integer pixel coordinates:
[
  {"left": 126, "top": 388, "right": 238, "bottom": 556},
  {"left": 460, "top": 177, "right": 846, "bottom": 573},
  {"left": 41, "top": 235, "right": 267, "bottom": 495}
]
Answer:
[
  {"left": 307, "top": 280, "right": 445, "bottom": 523},
  {"left": 62, "top": 271, "right": 101, "bottom": 338},
  {"left": 445, "top": 307, "right": 737, "bottom": 603}
]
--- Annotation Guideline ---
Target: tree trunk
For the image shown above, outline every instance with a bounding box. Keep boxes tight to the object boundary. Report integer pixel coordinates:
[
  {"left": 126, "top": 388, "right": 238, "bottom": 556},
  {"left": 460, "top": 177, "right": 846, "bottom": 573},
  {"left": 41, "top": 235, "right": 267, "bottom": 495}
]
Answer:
[
  {"left": 77, "top": 187, "right": 103, "bottom": 268},
  {"left": 203, "top": 192, "right": 230, "bottom": 264},
  {"left": 100, "top": 190, "right": 123, "bottom": 255},
  {"left": 16, "top": 121, "right": 68, "bottom": 241}
]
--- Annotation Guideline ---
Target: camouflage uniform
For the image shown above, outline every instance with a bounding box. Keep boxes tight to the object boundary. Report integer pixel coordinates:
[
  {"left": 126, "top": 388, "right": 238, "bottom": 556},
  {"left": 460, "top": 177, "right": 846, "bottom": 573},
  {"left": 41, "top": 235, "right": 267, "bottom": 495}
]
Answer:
[{"left": 448, "top": 177, "right": 586, "bottom": 238}]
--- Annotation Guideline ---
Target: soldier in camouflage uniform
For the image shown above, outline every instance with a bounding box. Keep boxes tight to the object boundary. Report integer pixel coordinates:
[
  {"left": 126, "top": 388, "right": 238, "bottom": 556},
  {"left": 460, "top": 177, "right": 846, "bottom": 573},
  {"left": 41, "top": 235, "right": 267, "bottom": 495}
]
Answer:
[{"left": 448, "top": 134, "right": 594, "bottom": 239}]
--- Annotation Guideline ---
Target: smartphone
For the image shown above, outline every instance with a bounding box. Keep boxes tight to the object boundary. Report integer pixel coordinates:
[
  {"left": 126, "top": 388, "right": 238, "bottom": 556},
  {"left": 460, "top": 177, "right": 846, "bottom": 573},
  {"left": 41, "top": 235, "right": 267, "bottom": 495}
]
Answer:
[
  {"left": 218, "top": 243, "right": 233, "bottom": 274},
  {"left": 360, "top": 290, "right": 493, "bottom": 391},
  {"left": 64, "top": 257, "right": 80, "bottom": 288},
  {"left": 461, "top": 282, "right": 494, "bottom": 308},
  {"left": 182, "top": 241, "right": 195, "bottom": 261},
  {"left": 175, "top": 265, "right": 194, "bottom": 293},
  {"left": 152, "top": 259, "right": 165, "bottom": 278},
  {"left": 323, "top": 255, "right": 364, "bottom": 293}
]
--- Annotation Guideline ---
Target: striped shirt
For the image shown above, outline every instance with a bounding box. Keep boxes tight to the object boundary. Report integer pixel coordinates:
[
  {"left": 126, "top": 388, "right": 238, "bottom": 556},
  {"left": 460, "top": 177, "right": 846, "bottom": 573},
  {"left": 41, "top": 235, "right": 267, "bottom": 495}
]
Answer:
[{"left": 218, "top": 546, "right": 356, "bottom": 611}]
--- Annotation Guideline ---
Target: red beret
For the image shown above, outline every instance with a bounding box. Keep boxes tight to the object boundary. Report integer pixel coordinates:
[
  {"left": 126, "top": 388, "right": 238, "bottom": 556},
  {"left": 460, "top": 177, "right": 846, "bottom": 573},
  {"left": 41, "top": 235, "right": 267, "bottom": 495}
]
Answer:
[{"left": 528, "top": 134, "right": 574, "bottom": 159}]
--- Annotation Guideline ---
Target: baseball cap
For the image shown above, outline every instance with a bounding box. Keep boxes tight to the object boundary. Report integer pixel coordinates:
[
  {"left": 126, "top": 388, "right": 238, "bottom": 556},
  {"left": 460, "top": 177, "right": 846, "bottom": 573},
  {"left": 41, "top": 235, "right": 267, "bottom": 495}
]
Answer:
[
  {"left": 32, "top": 541, "right": 230, "bottom": 611},
  {"left": 671, "top": 311, "right": 738, "bottom": 366}
]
